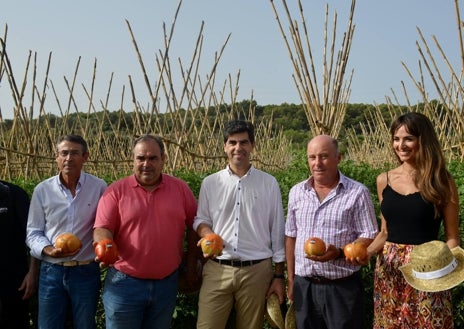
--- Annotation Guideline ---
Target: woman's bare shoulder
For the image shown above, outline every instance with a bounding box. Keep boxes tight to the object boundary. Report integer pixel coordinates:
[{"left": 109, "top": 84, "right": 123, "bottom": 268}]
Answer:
[
  {"left": 376, "top": 171, "right": 386, "bottom": 180},
  {"left": 377, "top": 166, "right": 401, "bottom": 187},
  {"left": 376, "top": 171, "right": 387, "bottom": 184}
]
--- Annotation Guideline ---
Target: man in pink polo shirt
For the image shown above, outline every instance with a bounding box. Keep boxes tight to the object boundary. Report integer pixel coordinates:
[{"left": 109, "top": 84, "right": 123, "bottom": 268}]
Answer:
[{"left": 93, "top": 134, "right": 199, "bottom": 329}]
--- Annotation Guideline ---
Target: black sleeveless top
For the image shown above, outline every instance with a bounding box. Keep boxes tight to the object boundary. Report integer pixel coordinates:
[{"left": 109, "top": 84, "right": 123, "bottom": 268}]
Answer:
[{"left": 380, "top": 173, "right": 442, "bottom": 245}]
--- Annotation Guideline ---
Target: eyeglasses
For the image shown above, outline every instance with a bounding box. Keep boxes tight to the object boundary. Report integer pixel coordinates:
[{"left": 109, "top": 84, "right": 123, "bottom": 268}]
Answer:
[{"left": 57, "top": 150, "right": 83, "bottom": 158}]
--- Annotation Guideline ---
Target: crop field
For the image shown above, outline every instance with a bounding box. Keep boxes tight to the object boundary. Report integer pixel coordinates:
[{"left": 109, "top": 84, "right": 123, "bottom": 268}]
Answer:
[{"left": 2, "top": 0, "right": 464, "bottom": 327}]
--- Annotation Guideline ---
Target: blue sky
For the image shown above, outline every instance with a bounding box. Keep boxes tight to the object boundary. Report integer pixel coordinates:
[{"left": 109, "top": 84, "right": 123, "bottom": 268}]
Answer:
[{"left": 0, "top": 1, "right": 460, "bottom": 118}]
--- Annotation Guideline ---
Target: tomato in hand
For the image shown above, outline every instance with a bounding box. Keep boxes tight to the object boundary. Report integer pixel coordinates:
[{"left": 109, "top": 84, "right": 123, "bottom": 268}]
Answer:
[
  {"left": 200, "top": 234, "right": 224, "bottom": 257},
  {"left": 95, "top": 238, "right": 119, "bottom": 265},
  {"left": 304, "top": 237, "right": 326, "bottom": 256},
  {"left": 343, "top": 241, "right": 367, "bottom": 259},
  {"left": 55, "top": 232, "right": 82, "bottom": 253}
]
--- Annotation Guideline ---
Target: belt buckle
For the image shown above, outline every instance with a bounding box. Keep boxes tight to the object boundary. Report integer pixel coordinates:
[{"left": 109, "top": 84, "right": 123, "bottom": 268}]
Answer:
[
  {"left": 60, "top": 260, "right": 92, "bottom": 267},
  {"left": 60, "top": 261, "right": 76, "bottom": 266},
  {"left": 230, "top": 260, "right": 241, "bottom": 267}
]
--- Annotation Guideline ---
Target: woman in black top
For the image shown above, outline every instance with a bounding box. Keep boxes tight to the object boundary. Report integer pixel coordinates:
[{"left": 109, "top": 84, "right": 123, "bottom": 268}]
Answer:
[{"left": 366, "top": 112, "right": 460, "bottom": 329}]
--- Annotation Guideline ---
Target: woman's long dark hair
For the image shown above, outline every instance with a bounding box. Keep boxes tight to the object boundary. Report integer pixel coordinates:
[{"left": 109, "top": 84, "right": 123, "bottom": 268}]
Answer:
[{"left": 390, "top": 112, "right": 454, "bottom": 217}]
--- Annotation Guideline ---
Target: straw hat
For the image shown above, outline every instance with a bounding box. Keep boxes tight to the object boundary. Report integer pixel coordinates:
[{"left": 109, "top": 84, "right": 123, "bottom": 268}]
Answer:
[
  {"left": 285, "top": 302, "right": 296, "bottom": 329},
  {"left": 399, "top": 240, "right": 464, "bottom": 292},
  {"left": 266, "top": 293, "right": 284, "bottom": 329}
]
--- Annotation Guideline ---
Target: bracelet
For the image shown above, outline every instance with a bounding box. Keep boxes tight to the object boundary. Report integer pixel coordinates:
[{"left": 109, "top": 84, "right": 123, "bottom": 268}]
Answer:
[{"left": 273, "top": 274, "right": 285, "bottom": 279}]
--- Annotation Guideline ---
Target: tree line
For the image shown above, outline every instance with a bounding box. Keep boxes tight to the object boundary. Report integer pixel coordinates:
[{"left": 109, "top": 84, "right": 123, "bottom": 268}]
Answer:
[{"left": 1, "top": 100, "right": 420, "bottom": 150}]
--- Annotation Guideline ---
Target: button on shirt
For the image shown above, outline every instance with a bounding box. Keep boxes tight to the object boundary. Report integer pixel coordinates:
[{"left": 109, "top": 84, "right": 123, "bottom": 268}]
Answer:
[
  {"left": 193, "top": 166, "right": 285, "bottom": 263},
  {"left": 285, "top": 173, "right": 378, "bottom": 279},
  {"left": 26, "top": 172, "right": 107, "bottom": 263}
]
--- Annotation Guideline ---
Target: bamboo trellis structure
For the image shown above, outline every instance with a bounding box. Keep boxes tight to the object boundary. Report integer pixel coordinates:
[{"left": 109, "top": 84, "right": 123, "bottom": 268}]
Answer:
[
  {"left": 345, "top": 0, "right": 464, "bottom": 167},
  {"left": 0, "top": 0, "right": 292, "bottom": 181},
  {"left": 3, "top": 0, "right": 463, "bottom": 177},
  {"left": 269, "top": 0, "right": 355, "bottom": 138}
]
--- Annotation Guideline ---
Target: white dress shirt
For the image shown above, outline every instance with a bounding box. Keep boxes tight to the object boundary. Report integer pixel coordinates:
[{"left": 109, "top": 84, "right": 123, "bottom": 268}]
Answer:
[{"left": 193, "top": 165, "right": 285, "bottom": 263}]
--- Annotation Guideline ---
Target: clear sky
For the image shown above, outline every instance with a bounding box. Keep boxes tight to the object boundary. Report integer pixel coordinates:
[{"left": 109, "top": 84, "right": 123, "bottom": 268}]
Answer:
[{"left": 0, "top": 0, "right": 460, "bottom": 119}]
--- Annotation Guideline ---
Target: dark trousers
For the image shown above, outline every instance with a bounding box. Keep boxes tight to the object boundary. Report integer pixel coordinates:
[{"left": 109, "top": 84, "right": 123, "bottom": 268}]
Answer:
[{"left": 293, "top": 272, "right": 364, "bottom": 329}]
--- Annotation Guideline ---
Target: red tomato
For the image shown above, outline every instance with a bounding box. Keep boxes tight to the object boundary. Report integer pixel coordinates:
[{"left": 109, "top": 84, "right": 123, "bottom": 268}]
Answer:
[
  {"left": 343, "top": 241, "right": 367, "bottom": 259},
  {"left": 304, "top": 237, "right": 326, "bottom": 256},
  {"left": 95, "top": 239, "right": 119, "bottom": 264}
]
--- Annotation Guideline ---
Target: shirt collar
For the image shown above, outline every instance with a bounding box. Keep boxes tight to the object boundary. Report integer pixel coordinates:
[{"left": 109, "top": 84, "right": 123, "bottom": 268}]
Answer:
[
  {"left": 56, "top": 171, "right": 84, "bottom": 190},
  {"left": 304, "top": 171, "right": 346, "bottom": 191},
  {"left": 130, "top": 173, "right": 165, "bottom": 189},
  {"left": 226, "top": 164, "right": 254, "bottom": 177}
]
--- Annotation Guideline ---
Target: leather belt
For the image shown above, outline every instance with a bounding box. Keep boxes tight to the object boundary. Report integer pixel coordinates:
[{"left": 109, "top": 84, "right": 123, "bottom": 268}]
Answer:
[
  {"left": 305, "top": 272, "right": 357, "bottom": 284},
  {"left": 57, "top": 260, "right": 94, "bottom": 267},
  {"left": 212, "top": 258, "right": 267, "bottom": 267}
]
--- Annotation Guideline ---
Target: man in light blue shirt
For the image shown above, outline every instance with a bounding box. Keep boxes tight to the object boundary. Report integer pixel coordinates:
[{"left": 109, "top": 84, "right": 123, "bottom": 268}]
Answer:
[{"left": 26, "top": 134, "right": 107, "bottom": 329}]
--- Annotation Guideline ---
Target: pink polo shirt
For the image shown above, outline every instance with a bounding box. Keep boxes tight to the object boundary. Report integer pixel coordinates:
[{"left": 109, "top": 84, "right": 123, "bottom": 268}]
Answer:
[{"left": 94, "top": 174, "right": 197, "bottom": 279}]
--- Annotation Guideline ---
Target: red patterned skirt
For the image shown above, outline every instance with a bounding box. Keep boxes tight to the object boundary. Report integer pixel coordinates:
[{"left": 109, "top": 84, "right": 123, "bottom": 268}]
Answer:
[{"left": 373, "top": 242, "right": 453, "bottom": 329}]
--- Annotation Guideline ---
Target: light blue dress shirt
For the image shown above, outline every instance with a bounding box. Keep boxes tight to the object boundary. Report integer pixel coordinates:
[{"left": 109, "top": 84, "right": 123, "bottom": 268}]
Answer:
[{"left": 26, "top": 172, "right": 107, "bottom": 263}]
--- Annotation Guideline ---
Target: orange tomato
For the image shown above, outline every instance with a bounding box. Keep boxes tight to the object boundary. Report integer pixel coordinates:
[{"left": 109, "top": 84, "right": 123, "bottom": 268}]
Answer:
[
  {"left": 200, "top": 233, "right": 224, "bottom": 257},
  {"left": 343, "top": 241, "right": 367, "bottom": 259},
  {"left": 55, "top": 232, "right": 82, "bottom": 253},
  {"left": 304, "top": 237, "right": 326, "bottom": 256}
]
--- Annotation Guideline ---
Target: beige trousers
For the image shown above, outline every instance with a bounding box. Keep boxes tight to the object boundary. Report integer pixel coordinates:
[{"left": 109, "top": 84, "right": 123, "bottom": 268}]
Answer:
[{"left": 196, "top": 258, "right": 273, "bottom": 329}]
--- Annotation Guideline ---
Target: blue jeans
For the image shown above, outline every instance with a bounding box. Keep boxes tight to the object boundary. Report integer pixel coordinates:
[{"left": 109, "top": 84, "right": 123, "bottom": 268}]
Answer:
[
  {"left": 38, "top": 261, "right": 101, "bottom": 329},
  {"left": 102, "top": 267, "right": 179, "bottom": 329}
]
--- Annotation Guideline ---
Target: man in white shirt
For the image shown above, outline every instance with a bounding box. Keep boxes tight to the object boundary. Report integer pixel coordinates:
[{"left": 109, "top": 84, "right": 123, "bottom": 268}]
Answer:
[{"left": 193, "top": 120, "right": 285, "bottom": 329}]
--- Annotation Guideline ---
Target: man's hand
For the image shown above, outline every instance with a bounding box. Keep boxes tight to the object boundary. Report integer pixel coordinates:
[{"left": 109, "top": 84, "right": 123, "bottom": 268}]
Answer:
[
  {"left": 42, "top": 245, "right": 80, "bottom": 258},
  {"left": 18, "top": 260, "right": 39, "bottom": 300},
  {"left": 345, "top": 252, "right": 370, "bottom": 266},
  {"left": 266, "top": 276, "right": 285, "bottom": 304}
]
